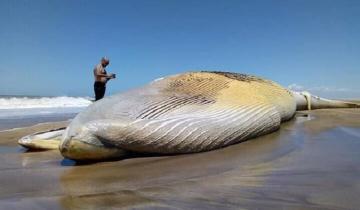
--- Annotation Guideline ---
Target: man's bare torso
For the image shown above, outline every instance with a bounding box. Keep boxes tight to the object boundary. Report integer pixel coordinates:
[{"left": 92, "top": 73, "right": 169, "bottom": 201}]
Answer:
[{"left": 94, "top": 64, "right": 107, "bottom": 83}]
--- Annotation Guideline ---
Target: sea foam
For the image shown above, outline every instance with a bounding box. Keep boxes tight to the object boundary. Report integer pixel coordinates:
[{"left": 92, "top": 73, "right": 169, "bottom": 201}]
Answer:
[{"left": 0, "top": 96, "right": 92, "bottom": 109}]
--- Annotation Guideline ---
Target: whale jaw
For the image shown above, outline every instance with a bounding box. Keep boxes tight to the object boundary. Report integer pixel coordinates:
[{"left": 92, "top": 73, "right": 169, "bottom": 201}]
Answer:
[{"left": 59, "top": 138, "right": 127, "bottom": 161}]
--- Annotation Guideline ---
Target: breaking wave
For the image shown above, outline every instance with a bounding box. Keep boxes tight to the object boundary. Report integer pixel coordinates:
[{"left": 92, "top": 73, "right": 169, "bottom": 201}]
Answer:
[{"left": 0, "top": 96, "right": 92, "bottom": 109}]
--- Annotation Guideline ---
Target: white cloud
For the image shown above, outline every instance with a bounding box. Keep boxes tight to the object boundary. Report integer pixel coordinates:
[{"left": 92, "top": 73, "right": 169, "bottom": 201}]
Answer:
[
  {"left": 287, "top": 84, "right": 360, "bottom": 99},
  {"left": 309, "top": 86, "right": 351, "bottom": 92},
  {"left": 288, "top": 83, "right": 304, "bottom": 91}
]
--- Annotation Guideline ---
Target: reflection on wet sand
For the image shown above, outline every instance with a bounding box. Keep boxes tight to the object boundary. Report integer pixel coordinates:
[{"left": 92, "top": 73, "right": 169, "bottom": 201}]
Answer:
[{"left": 0, "top": 110, "right": 359, "bottom": 209}]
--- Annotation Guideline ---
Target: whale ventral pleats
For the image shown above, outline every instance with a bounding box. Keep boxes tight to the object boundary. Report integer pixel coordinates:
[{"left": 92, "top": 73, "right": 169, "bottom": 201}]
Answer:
[
  {"left": 204, "top": 71, "right": 272, "bottom": 84},
  {"left": 133, "top": 72, "right": 230, "bottom": 120},
  {"left": 17, "top": 71, "right": 359, "bottom": 161},
  {"left": 166, "top": 72, "right": 230, "bottom": 96},
  {"left": 135, "top": 95, "right": 215, "bottom": 120}
]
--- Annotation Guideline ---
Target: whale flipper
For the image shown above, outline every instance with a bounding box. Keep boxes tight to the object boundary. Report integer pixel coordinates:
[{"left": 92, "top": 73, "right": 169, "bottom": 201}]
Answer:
[{"left": 18, "top": 127, "right": 66, "bottom": 150}]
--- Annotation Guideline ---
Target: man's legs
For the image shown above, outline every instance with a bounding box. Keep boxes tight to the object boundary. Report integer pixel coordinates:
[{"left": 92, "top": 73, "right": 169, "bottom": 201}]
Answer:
[{"left": 94, "top": 82, "right": 106, "bottom": 101}]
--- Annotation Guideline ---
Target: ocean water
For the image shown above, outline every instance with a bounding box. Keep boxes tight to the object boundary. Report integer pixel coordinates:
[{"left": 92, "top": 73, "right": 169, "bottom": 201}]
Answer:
[{"left": 0, "top": 96, "right": 92, "bottom": 130}]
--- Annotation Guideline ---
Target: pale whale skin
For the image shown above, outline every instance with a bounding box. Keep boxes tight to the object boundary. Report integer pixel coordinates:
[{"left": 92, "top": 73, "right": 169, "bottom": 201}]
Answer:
[
  {"left": 59, "top": 71, "right": 297, "bottom": 160},
  {"left": 18, "top": 71, "right": 359, "bottom": 161}
]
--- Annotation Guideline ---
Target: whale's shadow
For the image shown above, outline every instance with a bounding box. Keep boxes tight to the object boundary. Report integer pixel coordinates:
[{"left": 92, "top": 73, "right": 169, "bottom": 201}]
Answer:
[{"left": 60, "top": 152, "right": 183, "bottom": 166}]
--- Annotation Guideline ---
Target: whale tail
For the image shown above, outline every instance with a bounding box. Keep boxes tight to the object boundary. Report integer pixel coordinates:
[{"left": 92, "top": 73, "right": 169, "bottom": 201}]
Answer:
[{"left": 291, "top": 91, "right": 360, "bottom": 111}]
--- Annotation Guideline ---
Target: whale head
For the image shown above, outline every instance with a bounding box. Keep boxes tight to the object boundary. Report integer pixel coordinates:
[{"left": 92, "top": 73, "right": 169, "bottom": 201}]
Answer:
[{"left": 59, "top": 121, "right": 127, "bottom": 161}]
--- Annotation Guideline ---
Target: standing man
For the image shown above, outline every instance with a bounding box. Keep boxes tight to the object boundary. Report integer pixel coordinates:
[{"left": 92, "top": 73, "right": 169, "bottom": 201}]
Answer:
[{"left": 93, "top": 57, "right": 116, "bottom": 101}]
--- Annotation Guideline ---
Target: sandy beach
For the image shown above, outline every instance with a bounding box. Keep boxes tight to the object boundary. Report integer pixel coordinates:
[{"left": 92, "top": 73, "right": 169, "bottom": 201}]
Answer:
[{"left": 0, "top": 109, "right": 359, "bottom": 209}]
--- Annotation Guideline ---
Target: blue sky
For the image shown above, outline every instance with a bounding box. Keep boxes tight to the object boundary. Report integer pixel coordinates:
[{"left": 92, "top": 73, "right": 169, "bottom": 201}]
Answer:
[{"left": 0, "top": 0, "right": 359, "bottom": 98}]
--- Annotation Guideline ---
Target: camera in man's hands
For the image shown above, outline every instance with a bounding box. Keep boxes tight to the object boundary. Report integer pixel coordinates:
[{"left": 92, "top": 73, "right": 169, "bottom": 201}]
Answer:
[{"left": 112, "top": 74, "right": 116, "bottom": 79}]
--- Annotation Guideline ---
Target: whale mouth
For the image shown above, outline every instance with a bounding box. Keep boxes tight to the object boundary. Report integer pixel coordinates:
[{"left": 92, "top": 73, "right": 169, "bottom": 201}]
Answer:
[{"left": 59, "top": 138, "right": 127, "bottom": 161}]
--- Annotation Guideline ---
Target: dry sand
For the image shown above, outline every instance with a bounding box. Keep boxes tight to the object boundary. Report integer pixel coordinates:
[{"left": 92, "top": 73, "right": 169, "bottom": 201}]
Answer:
[{"left": 0, "top": 109, "right": 359, "bottom": 209}]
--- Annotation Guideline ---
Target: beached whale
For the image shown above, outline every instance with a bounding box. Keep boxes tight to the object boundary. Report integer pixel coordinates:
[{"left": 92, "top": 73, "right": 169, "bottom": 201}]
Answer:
[{"left": 18, "top": 71, "right": 359, "bottom": 160}]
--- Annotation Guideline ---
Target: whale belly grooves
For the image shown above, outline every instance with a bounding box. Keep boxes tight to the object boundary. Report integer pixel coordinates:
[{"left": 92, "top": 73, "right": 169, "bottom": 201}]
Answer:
[
  {"left": 21, "top": 71, "right": 357, "bottom": 161},
  {"left": 56, "top": 71, "right": 296, "bottom": 160},
  {"left": 16, "top": 71, "right": 299, "bottom": 160}
]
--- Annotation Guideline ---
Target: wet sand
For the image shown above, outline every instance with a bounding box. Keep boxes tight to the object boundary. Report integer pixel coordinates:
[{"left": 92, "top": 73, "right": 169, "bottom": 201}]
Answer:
[{"left": 0, "top": 109, "right": 359, "bottom": 210}]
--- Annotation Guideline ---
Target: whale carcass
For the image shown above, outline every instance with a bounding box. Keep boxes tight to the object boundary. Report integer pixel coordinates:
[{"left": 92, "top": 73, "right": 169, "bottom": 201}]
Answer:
[{"left": 18, "top": 71, "right": 359, "bottom": 160}]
